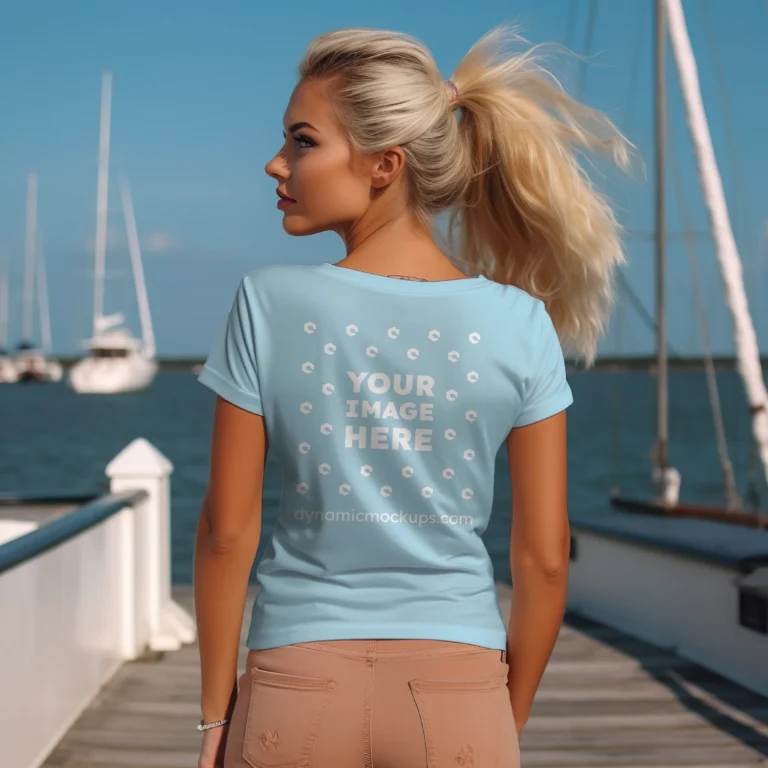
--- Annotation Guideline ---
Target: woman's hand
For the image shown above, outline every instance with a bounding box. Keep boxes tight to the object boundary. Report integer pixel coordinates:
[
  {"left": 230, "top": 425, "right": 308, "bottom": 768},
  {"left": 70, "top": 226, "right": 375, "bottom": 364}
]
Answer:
[{"left": 198, "top": 724, "right": 229, "bottom": 768}]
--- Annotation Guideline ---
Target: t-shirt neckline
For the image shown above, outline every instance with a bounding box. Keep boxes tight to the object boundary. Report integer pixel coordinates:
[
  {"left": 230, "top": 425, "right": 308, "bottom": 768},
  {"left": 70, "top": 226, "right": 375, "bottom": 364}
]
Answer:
[{"left": 318, "top": 262, "right": 490, "bottom": 294}]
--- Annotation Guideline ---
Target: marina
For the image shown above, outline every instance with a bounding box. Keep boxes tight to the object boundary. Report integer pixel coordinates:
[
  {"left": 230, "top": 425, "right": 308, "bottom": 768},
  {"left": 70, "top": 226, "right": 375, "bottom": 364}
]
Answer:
[
  {"left": 1, "top": 438, "right": 767, "bottom": 767},
  {"left": 2, "top": 0, "right": 768, "bottom": 766}
]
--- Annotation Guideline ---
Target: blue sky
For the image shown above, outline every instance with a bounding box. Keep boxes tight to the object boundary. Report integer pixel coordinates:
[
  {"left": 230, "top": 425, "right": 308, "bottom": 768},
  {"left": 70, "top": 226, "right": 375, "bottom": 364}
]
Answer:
[{"left": 0, "top": 0, "right": 766, "bottom": 358}]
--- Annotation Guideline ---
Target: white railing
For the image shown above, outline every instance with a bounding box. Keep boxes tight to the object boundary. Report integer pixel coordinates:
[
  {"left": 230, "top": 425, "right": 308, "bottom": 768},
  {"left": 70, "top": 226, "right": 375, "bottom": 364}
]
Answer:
[{"left": 0, "top": 438, "right": 196, "bottom": 768}]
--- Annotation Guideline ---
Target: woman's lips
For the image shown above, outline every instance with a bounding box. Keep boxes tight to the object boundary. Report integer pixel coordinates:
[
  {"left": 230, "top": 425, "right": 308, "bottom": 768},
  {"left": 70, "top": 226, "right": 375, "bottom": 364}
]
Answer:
[{"left": 276, "top": 191, "right": 296, "bottom": 210}]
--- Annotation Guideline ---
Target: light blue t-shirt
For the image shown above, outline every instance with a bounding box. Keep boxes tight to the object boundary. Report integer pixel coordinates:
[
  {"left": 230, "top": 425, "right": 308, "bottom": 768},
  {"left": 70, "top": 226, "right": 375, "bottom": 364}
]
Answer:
[{"left": 198, "top": 262, "right": 573, "bottom": 651}]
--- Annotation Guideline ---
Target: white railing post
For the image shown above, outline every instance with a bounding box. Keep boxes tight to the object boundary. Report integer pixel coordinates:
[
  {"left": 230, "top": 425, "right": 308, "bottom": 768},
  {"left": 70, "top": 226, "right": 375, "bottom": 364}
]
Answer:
[
  {"left": 106, "top": 438, "right": 196, "bottom": 652},
  {"left": 116, "top": 505, "right": 139, "bottom": 659}
]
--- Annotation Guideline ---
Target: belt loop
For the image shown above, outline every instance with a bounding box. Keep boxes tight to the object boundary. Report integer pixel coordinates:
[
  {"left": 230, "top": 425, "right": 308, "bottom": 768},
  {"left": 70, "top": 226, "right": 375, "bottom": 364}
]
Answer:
[{"left": 501, "top": 650, "right": 507, "bottom": 663}]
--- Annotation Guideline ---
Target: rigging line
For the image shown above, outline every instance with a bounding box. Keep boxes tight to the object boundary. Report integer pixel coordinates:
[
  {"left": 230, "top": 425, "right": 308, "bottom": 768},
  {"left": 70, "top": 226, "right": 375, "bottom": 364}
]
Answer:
[
  {"left": 578, "top": 0, "right": 599, "bottom": 97},
  {"left": 579, "top": 0, "right": 660, "bottom": 364},
  {"left": 563, "top": 0, "right": 579, "bottom": 50},
  {"left": 699, "top": 0, "right": 754, "bottom": 280},
  {"left": 575, "top": 0, "right": 658, "bottom": 366},
  {"left": 0, "top": 250, "right": 10, "bottom": 352},
  {"left": 615, "top": 0, "right": 662, "bottom": 361},
  {"left": 670, "top": 145, "right": 741, "bottom": 510},
  {"left": 624, "top": 0, "right": 649, "bottom": 138},
  {"left": 700, "top": 0, "right": 764, "bottom": 506},
  {"left": 35, "top": 228, "right": 53, "bottom": 355},
  {"left": 614, "top": 259, "right": 627, "bottom": 354},
  {"left": 615, "top": 269, "right": 680, "bottom": 358},
  {"left": 573, "top": 0, "right": 619, "bottom": 362},
  {"left": 614, "top": 0, "right": 647, "bottom": 361},
  {"left": 703, "top": 0, "right": 764, "bottom": 349},
  {"left": 610, "top": 330, "right": 622, "bottom": 491},
  {"left": 625, "top": 229, "right": 709, "bottom": 241}
]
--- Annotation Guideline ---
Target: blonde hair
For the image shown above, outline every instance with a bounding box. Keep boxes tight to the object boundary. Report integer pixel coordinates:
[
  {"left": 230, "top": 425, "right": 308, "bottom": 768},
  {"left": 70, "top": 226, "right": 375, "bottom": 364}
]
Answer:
[{"left": 299, "top": 26, "right": 632, "bottom": 365}]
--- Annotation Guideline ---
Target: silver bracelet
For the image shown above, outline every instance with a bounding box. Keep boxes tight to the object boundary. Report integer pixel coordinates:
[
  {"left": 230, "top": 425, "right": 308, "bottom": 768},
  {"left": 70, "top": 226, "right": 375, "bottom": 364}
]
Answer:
[{"left": 197, "top": 718, "right": 228, "bottom": 731}]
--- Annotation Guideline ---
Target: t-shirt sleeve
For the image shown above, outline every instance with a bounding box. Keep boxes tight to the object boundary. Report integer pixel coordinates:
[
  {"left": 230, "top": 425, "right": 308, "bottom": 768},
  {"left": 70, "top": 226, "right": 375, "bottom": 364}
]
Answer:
[
  {"left": 197, "top": 276, "right": 263, "bottom": 415},
  {"left": 513, "top": 302, "right": 573, "bottom": 428}
]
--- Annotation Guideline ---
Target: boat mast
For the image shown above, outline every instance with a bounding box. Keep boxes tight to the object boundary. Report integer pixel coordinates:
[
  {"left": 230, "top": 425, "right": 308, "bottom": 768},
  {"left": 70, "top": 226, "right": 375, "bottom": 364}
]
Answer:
[
  {"left": 655, "top": 0, "right": 668, "bottom": 476},
  {"left": 36, "top": 241, "right": 52, "bottom": 354},
  {"left": 119, "top": 176, "right": 156, "bottom": 359},
  {"left": 665, "top": 0, "right": 768, "bottom": 488},
  {"left": 0, "top": 255, "right": 9, "bottom": 350},
  {"left": 93, "top": 71, "right": 113, "bottom": 336},
  {"left": 22, "top": 172, "right": 37, "bottom": 344}
]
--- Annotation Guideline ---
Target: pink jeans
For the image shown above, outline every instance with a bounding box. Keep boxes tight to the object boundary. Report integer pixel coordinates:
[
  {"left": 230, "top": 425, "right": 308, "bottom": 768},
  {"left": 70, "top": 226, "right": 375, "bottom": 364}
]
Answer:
[{"left": 223, "top": 638, "right": 519, "bottom": 768}]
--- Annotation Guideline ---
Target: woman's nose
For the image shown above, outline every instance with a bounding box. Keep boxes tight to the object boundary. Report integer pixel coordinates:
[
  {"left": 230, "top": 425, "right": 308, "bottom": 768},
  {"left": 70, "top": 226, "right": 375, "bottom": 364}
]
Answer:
[{"left": 265, "top": 151, "right": 289, "bottom": 180}]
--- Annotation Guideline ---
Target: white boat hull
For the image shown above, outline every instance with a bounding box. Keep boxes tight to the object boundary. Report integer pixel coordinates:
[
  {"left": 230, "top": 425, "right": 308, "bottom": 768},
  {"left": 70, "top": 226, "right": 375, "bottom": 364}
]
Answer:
[
  {"left": 14, "top": 354, "right": 63, "bottom": 383},
  {"left": 68, "top": 354, "right": 157, "bottom": 394},
  {"left": 0, "top": 358, "right": 19, "bottom": 383},
  {"left": 48, "top": 360, "right": 64, "bottom": 382}
]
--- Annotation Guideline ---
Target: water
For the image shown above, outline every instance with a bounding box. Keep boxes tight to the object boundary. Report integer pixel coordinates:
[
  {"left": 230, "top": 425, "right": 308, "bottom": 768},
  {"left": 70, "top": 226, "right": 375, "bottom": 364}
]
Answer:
[{"left": 1, "top": 368, "right": 764, "bottom": 583}]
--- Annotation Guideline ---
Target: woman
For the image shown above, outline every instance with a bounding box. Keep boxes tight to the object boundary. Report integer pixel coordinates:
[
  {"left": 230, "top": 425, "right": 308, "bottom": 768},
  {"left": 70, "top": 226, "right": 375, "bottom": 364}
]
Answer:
[{"left": 194, "top": 25, "right": 630, "bottom": 768}]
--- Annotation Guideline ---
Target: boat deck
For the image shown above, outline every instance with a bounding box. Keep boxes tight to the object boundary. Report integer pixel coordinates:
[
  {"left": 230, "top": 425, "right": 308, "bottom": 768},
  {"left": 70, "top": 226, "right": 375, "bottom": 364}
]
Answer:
[{"left": 41, "top": 583, "right": 768, "bottom": 767}]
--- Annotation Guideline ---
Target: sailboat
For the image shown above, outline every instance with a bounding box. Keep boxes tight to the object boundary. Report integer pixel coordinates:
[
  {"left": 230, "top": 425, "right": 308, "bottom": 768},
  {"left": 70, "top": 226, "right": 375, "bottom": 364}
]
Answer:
[
  {"left": 610, "top": 0, "right": 768, "bottom": 529},
  {"left": 68, "top": 71, "right": 157, "bottom": 395},
  {"left": 13, "top": 172, "right": 63, "bottom": 383},
  {"left": 0, "top": 256, "right": 19, "bottom": 383}
]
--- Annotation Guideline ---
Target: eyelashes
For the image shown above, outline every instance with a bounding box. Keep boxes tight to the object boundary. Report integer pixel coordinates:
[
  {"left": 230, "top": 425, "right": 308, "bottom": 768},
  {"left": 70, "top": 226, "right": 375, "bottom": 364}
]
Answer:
[
  {"left": 282, "top": 131, "right": 315, "bottom": 149},
  {"left": 293, "top": 134, "right": 315, "bottom": 149}
]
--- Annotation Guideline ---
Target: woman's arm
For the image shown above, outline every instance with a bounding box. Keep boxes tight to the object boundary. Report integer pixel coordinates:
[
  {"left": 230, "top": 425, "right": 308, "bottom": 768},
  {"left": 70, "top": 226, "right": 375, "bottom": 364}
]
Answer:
[
  {"left": 504, "top": 410, "right": 570, "bottom": 735},
  {"left": 194, "top": 395, "right": 268, "bottom": 724}
]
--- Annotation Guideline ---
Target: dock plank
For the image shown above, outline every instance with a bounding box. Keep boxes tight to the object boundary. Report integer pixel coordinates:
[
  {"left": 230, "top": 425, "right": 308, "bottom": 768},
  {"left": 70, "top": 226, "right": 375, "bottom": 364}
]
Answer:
[{"left": 41, "top": 584, "right": 768, "bottom": 767}]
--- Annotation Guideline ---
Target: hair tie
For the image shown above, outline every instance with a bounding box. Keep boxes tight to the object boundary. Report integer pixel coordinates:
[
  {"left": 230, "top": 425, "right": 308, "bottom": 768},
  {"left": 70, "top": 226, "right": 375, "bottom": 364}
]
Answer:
[{"left": 443, "top": 79, "right": 459, "bottom": 107}]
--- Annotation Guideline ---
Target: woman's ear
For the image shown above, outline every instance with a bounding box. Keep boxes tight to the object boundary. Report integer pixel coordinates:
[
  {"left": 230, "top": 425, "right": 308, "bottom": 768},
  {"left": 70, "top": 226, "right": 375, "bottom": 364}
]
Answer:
[{"left": 371, "top": 146, "right": 406, "bottom": 189}]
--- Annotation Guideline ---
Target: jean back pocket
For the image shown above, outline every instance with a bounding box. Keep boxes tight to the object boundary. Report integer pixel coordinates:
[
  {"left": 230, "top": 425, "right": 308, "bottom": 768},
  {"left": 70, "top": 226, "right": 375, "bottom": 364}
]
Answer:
[
  {"left": 243, "top": 664, "right": 336, "bottom": 768},
  {"left": 409, "top": 675, "right": 508, "bottom": 768}
]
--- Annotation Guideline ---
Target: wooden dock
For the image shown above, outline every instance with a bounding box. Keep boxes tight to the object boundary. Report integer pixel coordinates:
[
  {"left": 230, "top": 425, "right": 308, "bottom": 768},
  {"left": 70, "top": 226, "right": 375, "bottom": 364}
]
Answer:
[{"left": 42, "top": 583, "right": 768, "bottom": 767}]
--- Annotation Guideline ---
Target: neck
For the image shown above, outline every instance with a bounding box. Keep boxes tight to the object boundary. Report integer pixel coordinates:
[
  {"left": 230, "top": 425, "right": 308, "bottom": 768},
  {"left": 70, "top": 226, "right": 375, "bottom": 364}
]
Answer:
[{"left": 338, "top": 205, "right": 466, "bottom": 281}]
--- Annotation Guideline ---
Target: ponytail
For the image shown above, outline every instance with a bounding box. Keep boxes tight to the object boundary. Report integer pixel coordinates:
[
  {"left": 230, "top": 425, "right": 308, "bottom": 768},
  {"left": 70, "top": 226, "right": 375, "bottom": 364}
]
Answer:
[{"left": 448, "top": 28, "right": 632, "bottom": 364}]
